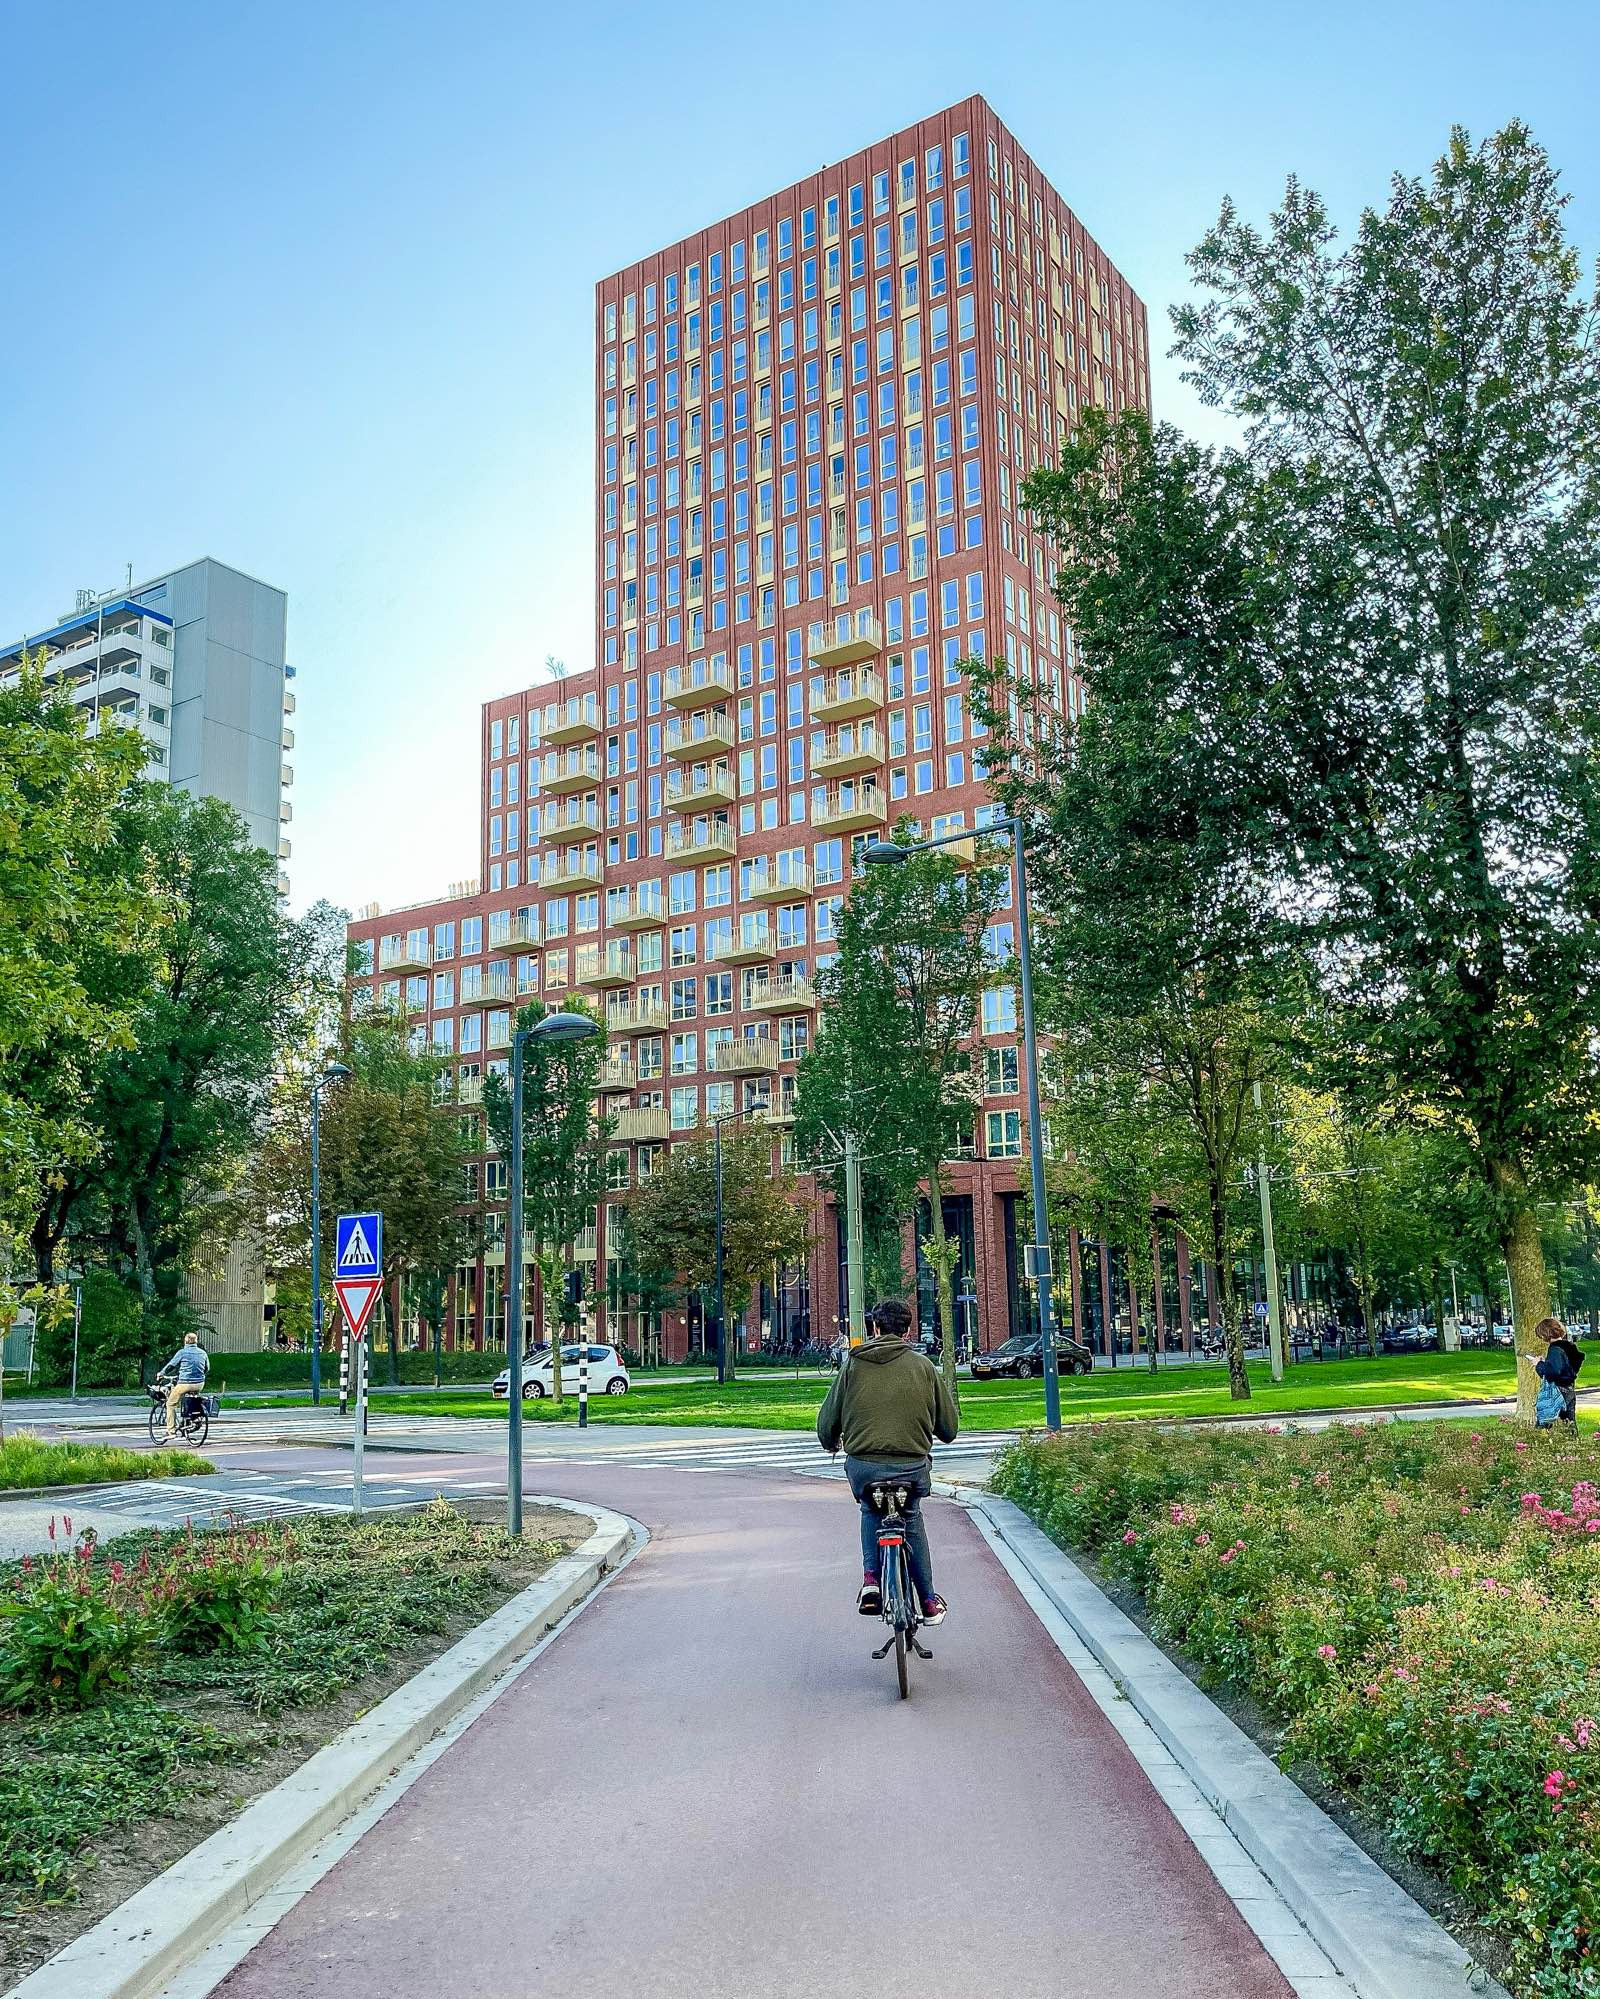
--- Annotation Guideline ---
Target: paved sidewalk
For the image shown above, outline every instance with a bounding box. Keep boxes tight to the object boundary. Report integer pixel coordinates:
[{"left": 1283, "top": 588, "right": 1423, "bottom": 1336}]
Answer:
[{"left": 207, "top": 1466, "right": 1289, "bottom": 1999}]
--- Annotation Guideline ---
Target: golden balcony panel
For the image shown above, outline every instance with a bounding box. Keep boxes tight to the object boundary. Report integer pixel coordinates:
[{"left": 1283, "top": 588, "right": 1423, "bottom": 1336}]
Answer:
[
  {"left": 665, "top": 760, "right": 737, "bottom": 812},
  {"left": 666, "top": 818, "right": 737, "bottom": 861},
  {"left": 711, "top": 1038, "right": 779, "bottom": 1075},
  {"left": 744, "top": 971, "right": 816, "bottom": 1014},
  {"left": 663, "top": 712, "right": 735, "bottom": 761},
  {"left": 541, "top": 693, "right": 600, "bottom": 745},
  {"left": 810, "top": 615, "right": 885, "bottom": 672},
  {"left": 812, "top": 666, "right": 884, "bottom": 724},
  {"left": 712, "top": 918, "right": 774, "bottom": 967},
  {"left": 741, "top": 859, "right": 813, "bottom": 903},
  {"left": 813, "top": 722, "right": 884, "bottom": 779},
  {"left": 540, "top": 746, "right": 600, "bottom": 795},
  {"left": 593, "top": 1055, "right": 636, "bottom": 1094},
  {"left": 576, "top": 943, "right": 635, "bottom": 989},
  {"left": 612, "top": 1106, "right": 670, "bottom": 1143},
  {"left": 813, "top": 781, "right": 887, "bottom": 834},
  {"left": 606, "top": 995, "right": 669, "bottom": 1034},
  {"left": 663, "top": 657, "right": 735, "bottom": 709}
]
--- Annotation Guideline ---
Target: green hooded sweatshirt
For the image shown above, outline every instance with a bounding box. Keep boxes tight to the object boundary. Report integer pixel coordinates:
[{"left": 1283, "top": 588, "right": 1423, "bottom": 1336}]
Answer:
[{"left": 816, "top": 1337, "right": 960, "bottom": 1463}]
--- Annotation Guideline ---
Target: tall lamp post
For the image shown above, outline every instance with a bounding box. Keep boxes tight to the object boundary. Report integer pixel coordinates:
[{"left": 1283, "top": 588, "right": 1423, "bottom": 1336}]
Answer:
[
  {"left": 862, "top": 815, "right": 1062, "bottom": 1432},
  {"left": 309, "top": 1061, "right": 352, "bottom": 1407},
  {"left": 506, "top": 1010, "right": 600, "bottom": 1538}
]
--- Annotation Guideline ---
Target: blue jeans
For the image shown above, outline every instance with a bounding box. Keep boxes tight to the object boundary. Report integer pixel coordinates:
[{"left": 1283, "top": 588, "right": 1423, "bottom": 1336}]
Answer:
[{"left": 846, "top": 1456, "right": 934, "bottom": 1601}]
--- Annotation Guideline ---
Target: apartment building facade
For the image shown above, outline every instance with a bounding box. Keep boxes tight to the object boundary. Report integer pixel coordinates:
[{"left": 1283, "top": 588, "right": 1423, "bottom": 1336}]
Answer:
[
  {"left": 349, "top": 95, "right": 1163, "bottom": 1360},
  {"left": 0, "top": 556, "right": 295, "bottom": 893}
]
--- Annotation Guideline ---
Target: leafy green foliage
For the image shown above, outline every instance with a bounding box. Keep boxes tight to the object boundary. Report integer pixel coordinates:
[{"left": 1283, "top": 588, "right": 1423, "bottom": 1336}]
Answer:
[
  {"left": 0, "top": 1552, "right": 148, "bottom": 1711},
  {"left": 0, "top": 1436, "right": 211, "bottom": 1491},
  {"left": 150, "top": 1532, "right": 283, "bottom": 1654},
  {"left": 995, "top": 1419, "right": 1600, "bottom": 1998}
]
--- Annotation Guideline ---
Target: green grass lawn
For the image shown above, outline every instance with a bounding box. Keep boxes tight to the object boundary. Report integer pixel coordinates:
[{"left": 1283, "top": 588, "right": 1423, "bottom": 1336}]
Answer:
[
  {"left": 289, "top": 1348, "right": 1526, "bottom": 1431},
  {"left": 0, "top": 1435, "right": 214, "bottom": 1491}
]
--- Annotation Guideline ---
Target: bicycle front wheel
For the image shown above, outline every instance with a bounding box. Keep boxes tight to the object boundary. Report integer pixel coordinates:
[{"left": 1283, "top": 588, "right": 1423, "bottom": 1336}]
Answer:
[{"left": 148, "top": 1401, "right": 166, "bottom": 1445}]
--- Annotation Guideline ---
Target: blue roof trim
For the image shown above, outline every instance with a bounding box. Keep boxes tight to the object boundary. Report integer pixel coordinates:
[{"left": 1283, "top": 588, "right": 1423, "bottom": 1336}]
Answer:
[{"left": 1, "top": 597, "right": 174, "bottom": 659}]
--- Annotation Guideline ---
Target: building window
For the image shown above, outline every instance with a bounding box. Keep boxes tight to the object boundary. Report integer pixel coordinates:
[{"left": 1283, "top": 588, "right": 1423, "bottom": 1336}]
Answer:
[
  {"left": 986, "top": 1110, "right": 1022, "bottom": 1159},
  {"left": 671, "top": 1086, "right": 699, "bottom": 1130},
  {"left": 982, "top": 987, "right": 1017, "bottom": 1036},
  {"left": 984, "top": 1045, "right": 1020, "bottom": 1095}
]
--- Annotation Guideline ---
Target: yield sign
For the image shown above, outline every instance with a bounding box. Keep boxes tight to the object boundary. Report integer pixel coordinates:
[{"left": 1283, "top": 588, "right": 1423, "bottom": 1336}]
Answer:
[{"left": 334, "top": 1275, "right": 383, "bottom": 1342}]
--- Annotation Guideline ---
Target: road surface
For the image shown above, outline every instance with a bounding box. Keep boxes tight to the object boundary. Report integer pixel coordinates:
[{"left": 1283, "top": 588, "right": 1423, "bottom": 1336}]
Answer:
[{"left": 149, "top": 1441, "right": 1291, "bottom": 1999}]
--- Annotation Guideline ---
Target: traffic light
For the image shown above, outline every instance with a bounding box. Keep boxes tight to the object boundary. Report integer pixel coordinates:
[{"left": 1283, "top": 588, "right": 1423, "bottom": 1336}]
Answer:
[{"left": 562, "top": 1268, "right": 584, "bottom": 1310}]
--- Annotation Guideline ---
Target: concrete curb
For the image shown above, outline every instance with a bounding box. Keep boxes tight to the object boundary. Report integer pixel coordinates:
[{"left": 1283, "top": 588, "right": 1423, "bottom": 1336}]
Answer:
[
  {"left": 3, "top": 1497, "right": 641, "bottom": 1999},
  {"left": 977, "top": 1495, "right": 1508, "bottom": 1999}
]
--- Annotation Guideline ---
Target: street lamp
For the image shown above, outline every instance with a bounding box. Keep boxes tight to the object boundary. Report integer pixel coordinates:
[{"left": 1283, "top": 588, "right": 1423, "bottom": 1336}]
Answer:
[
  {"left": 507, "top": 1010, "right": 600, "bottom": 1538},
  {"left": 862, "top": 816, "right": 1063, "bottom": 1432},
  {"left": 309, "top": 1062, "right": 353, "bottom": 1408}
]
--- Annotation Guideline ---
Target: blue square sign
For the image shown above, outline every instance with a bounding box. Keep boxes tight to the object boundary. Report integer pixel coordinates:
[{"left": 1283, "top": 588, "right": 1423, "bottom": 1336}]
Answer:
[{"left": 336, "top": 1213, "right": 382, "bottom": 1278}]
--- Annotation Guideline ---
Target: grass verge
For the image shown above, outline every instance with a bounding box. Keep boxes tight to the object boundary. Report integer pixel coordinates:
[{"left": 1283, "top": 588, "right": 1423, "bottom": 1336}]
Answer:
[
  {"left": 0, "top": 1436, "right": 213, "bottom": 1492},
  {"left": 992, "top": 1418, "right": 1600, "bottom": 1999},
  {"left": 260, "top": 1348, "right": 1525, "bottom": 1430},
  {"left": 0, "top": 1500, "right": 577, "bottom": 1982}
]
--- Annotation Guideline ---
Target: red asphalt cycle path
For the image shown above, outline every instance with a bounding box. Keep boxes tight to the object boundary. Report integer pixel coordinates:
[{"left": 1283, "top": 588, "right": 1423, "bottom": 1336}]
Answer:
[{"left": 196, "top": 1450, "right": 1289, "bottom": 1999}]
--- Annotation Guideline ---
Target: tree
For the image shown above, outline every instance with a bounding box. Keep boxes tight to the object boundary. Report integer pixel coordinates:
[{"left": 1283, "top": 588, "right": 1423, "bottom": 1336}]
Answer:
[
  {"left": 483, "top": 998, "right": 610, "bottom": 1401},
  {"left": 623, "top": 1123, "right": 810, "bottom": 1372},
  {"left": 793, "top": 832, "right": 1003, "bottom": 1395},
  {"left": 247, "top": 1009, "right": 476, "bottom": 1381},
  {"left": 972, "top": 416, "right": 1302, "bottom": 1400},
  {"left": 0, "top": 663, "right": 150, "bottom": 1239},
  {"left": 31, "top": 790, "right": 315, "bottom": 1330},
  {"left": 1163, "top": 122, "right": 1600, "bottom": 1418}
]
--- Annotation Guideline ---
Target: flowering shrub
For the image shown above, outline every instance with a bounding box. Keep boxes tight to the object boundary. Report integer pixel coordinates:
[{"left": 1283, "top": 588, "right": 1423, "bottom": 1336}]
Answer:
[
  {"left": 148, "top": 1524, "right": 290, "bottom": 1654},
  {"left": 0, "top": 1521, "right": 149, "bottom": 1710},
  {"left": 992, "top": 1419, "right": 1600, "bottom": 1999}
]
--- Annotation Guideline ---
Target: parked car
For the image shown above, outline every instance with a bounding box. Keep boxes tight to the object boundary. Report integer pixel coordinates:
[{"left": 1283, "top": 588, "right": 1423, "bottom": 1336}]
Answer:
[
  {"left": 970, "top": 1332, "right": 1096, "bottom": 1380},
  {"left": 492, "top": 1344, "right": 629, "bottom": 1399}
]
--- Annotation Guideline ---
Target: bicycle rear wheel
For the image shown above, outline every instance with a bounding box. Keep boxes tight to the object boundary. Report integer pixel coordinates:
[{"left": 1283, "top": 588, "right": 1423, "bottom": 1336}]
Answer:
[
  {"left": 186, "top": 1405, "right": 209, "bottom": 1448},
  {"left": 895, "top": 1627, "right": 909, "bottom": 1699}
]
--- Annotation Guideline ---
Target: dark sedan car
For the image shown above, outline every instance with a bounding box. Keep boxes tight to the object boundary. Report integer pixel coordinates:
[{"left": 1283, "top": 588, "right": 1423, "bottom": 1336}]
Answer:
[{"left": 971, "top": 1333, "right": 1096, "bottom": 1380}]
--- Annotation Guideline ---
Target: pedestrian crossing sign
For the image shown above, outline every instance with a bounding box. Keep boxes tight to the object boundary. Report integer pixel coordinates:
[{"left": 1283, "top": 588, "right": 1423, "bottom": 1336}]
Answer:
[{"left": 336, "top": 1212, "right": 382, "bottom": 1278}]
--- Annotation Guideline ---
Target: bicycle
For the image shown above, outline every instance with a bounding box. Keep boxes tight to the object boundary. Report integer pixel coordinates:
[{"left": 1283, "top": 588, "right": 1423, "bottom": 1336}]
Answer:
[
  {"left": 863, "top": 1476, "right": 933, "bottom": 1699},
  {"left": 148, "top": 1383, "right": 211, "bottom": 1448}
]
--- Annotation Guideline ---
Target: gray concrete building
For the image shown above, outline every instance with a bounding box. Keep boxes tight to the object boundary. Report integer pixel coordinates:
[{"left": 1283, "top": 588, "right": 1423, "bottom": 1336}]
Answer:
[{"left": 0, "top": 555, "right": 294, "bottom": 890}]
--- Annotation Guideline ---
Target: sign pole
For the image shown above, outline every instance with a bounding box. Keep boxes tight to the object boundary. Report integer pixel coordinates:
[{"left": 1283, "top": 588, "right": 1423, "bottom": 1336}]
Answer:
[
  {"left": 333, "top": 1214, "right": 383, "bottom": 1522},
  {"left": 352, "top": 1334, "right": 366, "bottom": 1516}
]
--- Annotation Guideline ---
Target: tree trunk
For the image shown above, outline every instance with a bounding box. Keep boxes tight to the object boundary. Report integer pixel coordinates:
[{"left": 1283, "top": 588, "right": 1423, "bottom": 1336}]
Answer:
[
  {"left": 1207, "top": 1183, "right": 1249, "bottom": 1400},
  {"left": 1359, "top": 1276, "right": 1378, "bottom": 1359},
  {"left": 923, "top": 1193, "right": 960, "bottom": 1403},
  {"left": 1500, "top": 1189, "right": 1554, "bottom": 1425}
]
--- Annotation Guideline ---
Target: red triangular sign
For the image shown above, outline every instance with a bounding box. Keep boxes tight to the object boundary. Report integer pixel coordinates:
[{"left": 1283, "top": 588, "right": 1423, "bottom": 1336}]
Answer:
[{"left": 334, "top": 1276, "right": 383, "bottom": 1341}]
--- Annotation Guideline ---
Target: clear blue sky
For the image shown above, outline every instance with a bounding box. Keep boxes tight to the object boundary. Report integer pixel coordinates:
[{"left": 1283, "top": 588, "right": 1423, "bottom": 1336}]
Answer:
[{"left": 3, "top": 0, "right": 1595, "bottom": 916}]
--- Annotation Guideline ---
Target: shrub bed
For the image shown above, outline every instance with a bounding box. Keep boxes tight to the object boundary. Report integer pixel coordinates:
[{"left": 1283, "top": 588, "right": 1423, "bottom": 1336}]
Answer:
[
  {"left": 992, "top": 1419, "right": 1600, "bottom": 1999},
  {"left": 0, "top": 1503, "right": 569, "bottom": 1973},
  {"left": 0, "top": 1437, "right": 212, "bottom": 1492}
]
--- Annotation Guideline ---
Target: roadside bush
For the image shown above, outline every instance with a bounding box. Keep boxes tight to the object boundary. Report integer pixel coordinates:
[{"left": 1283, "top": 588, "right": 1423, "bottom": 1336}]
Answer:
[
  {"left": 150, "top": 1525, "right": 288, "bottom": 1654},
  {"left": 992, "top": 1419, "right": 1600, "bottom": 1999},
  {"left": 0, "top": 1525, "right": 148, "bottom": 1711}
]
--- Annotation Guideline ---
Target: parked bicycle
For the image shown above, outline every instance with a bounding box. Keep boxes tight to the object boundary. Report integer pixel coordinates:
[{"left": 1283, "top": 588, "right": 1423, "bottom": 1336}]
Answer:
[{"left": 863, "top": 1475, "right": 933, "bottom": 1699}]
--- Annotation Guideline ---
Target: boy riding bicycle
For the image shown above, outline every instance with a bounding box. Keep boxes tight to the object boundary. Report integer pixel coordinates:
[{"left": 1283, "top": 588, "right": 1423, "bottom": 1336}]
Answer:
[{"left": 816, "top": 1297, "right": 959, "bottom": 1625}]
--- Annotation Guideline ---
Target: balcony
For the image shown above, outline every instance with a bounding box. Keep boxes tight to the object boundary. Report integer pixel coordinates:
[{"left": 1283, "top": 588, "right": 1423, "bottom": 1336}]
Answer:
[
  {"left": 811, "top": 615, "right": 885, "bottom": 672},
  {"left": 607, "top": 887, "right": 664, "bottom": 932},
  {"left": 486, "top": 914, "right": 538, "bottom": 954},
  {"left": 380, "top": 939, "right": 430, "bottom": 973},
  {"left": 593, "top": 1055, "right": 636, "bottom": 1094},
  {"left": 814, "top": 781, "right": 887, "bottom": 834},
  {"left": 711, "top": 1038, "right": 779, "bottom": 1075},
  {"left": 457, "top": 1076, "right": 484, "bottom": 1105},
  {"left": 665, "top": 760, "right": 737, "bottom": 812},
  {"left": 542, "top": 693, "right": 600, "bottom": 744},
  {"left": 812, "top": 666, "right": 884, "bottom": 724},
  {"left": 663, "top": 657, "right": 735, "bottom": 709},
  {"left": 606, "top": 995, "right": 669, "bottom": 1034},
  {"left": 612, "top": 1106, "right": 670, "bottom": 1143},
  {"left": 544, "top": 849, "right": 604, "bottom": 890},
  {"left": 540, "top": 746, "right": 600, "bottom": 795},
  {"left": 712, "top": 916, "right": 774, "bottom": 966},
  {"left": 759, "top": 1096, "right": 797, "bottom": 1127},
  {"left": 574, "top": 1225, "right": 599, "bottom": 1263},
  {"left": 576, "top": 942, "right": 635, "bottom": 989},
  {"left": 663, "top": 712, "right": 735, "bottom": 761},
  {"left": 742, "top": 859, "right": 812, "bottom": 903},
  {"left": 540, "top": 799, "right": 602, "bottom": 846},
  {"left": 814, "top": 722, "right": 884, "bottom": 779},
  {"left": 666, "top": 819, "right": 736, "bottom": 861},
  {"left": 745, "top": 972, "right": 816, "bottom": 1014}
]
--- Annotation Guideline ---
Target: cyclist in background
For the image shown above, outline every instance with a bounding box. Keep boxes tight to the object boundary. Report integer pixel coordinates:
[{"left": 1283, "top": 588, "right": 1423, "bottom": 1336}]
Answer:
[
  {"left": 816, "top": 1297, "right": 959, "bottom": 1624},
  {"left": 162, "top": 1332, "right": 210, "bottom": 1439}
]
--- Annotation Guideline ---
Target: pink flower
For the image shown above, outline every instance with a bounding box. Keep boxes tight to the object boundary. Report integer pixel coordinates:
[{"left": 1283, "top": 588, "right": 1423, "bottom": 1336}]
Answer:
[
  {"left": 1122, "top": 1529, "right": 1139, "bottom": 1545},
  {"left": 62, "top": 1516, "right": 71, "bottom": 1536},
  {"left": 1389, "top": 1575, "right": 1407, "bottom": 1589},
  {"left": 1195, "top": 1532, "right": 1212, "bottom": 1547},
  {"left": 1317, "top": 1644, "right": 1338, "bottom": 1661},
  {"left": 1545, "top": 1771, "right": 1568, "bottom": 1799},
  {"left": 1516, "top": 1441, "right": 1530, "bottom": 1453},
  {"left": 1364, "top": 1683, "right": 1382, "bottom": 1696}
]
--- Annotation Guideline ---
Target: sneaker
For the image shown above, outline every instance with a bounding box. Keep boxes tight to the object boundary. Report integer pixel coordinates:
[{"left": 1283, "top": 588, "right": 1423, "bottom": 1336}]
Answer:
[
  {"left": 920, "top": 1595, "right": 947, "bottom": 1626},
  {"left": 857, "top": 1579, "right": 882, "bottom": 1616}
]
